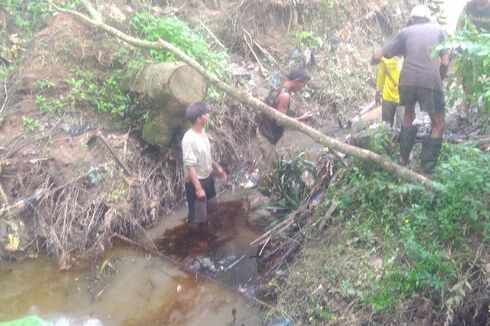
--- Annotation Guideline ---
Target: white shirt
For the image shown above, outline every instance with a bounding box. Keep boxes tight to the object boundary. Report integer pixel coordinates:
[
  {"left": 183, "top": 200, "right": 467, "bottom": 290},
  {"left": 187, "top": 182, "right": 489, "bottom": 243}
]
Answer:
[{"left": 182, "top": 128, "right": 213, "bottom": 180}]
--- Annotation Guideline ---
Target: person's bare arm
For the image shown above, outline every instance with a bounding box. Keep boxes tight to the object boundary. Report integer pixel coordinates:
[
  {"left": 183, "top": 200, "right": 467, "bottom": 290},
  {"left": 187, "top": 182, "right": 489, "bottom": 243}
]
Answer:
[
  {"left": 296, "top": 111, "right": 313, "bottom": 122},
  {"left": 187, "top": 166, "right": 205, "bottom": 200},
  {"left": 276, "top": 92, "right": 290, "bottom": 115},
  {"left": 273, "top": 92, "right": 291, "bottom": 126},
  {"left": 276, "top": 92, "right": 313, "bottom": 123},
  {"left": 373, "top": 30, "right": 405, "bottom": 64},
  {"left": 212, "top": 162, "right": 227, "bottom": 180},
  {"left": 371, "top": 48, "right": 384, "bottom": 65}
]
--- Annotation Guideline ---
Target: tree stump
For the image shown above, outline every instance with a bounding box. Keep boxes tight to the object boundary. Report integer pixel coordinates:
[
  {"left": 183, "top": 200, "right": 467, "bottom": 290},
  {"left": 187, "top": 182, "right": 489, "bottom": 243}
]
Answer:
[{"left": 131, "top": 62, "right": 207, "bottom": 148}]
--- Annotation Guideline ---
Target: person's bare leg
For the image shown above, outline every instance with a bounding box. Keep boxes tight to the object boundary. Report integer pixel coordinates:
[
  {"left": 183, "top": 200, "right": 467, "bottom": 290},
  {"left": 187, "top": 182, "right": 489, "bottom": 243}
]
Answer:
[
  {"left": 402, "top": 105, "right": 415, "bottom": 128},
  {"left": 429, "top": 112, "right": 445, "bottom": 138}
]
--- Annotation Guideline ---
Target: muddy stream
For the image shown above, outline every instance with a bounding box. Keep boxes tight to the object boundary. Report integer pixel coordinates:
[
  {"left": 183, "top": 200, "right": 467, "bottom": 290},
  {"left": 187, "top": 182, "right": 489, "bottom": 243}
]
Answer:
[{"left": 0, "top": 192, "right": 265, "bottom": 325}]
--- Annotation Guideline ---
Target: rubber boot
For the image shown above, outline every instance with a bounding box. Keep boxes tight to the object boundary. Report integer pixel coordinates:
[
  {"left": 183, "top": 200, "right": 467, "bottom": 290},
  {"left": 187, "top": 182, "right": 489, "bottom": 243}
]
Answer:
[
  {"left": 399, "top": 126, "right": 418, "bottom": 166},
  {"left": 421, "top": 137, "right": 442, "bottom": 176}
]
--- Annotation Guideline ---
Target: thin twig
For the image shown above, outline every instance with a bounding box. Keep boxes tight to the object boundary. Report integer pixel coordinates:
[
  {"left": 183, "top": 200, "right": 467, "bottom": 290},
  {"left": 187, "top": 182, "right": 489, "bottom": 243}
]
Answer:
[
  {"left": 0, "top": 164, "right": 8, "bottom": 205},
  {"left": 0, "top": 61, "right": 8, "bottom": 113},
  {"left": 250, "top": 212, "right": 295, "bottom": 246},
  {"left": 0, "top": 171, "right": 89, "bottom": 217},
  {"left": 199, "top": 21, "right": 227, "bottom": 51},
  {"left": 92, "top": 131, "right": 133, "bottom": 177},
  {"left": 252, "top": 39, "right": 279, "bottom": 66},
  {"left": 241, "top": 27, "right": 267, "bottom": 75}
]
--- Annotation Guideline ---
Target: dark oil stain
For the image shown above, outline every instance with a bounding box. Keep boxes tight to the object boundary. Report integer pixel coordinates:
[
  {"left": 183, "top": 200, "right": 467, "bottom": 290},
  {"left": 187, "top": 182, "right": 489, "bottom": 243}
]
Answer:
[{"left": 156, "top": 200, "right": 247, "bottom": 259}]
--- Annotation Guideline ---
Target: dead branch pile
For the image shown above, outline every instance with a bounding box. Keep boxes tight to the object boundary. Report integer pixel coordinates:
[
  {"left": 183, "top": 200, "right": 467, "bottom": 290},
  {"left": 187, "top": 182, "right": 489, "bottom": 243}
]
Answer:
[
  {"left": 251, "top": 153, "right": 339, "bottom": 279},
  {"left": 0, "top": 127, "right": 176, "bottom": 263}
]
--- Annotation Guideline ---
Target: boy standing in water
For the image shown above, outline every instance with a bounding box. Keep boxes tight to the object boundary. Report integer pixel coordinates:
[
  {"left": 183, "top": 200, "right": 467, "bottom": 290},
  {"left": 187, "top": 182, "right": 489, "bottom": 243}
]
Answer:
[{"left": 182, "top": 102, "right": 227, "bottom": 228}]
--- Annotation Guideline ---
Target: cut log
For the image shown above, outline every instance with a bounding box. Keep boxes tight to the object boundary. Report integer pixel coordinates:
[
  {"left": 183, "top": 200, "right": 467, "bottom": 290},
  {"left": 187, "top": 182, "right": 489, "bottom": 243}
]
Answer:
[
  {"left": 128, "top": 62, "right": 206, "bottom": 147},
  {"left": 142, "top": 101, "right": 186, "bottom": 148},
  {"left": 123, "top": 62, "right": 207, "bottom": 149},
  {"left": 131, "top": 62, "right": 207, "bottom": 106}
]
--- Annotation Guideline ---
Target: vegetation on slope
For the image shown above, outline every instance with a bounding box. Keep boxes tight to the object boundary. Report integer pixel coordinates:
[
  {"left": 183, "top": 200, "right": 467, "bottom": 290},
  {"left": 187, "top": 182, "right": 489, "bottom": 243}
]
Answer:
[{"left": 269, "top": 140, "right": 489, "bottom": 324}]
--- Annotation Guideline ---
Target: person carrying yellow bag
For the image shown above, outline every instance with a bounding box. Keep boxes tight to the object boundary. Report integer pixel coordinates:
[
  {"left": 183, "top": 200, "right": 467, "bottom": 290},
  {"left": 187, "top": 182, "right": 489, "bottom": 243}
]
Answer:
[{"left": 375, "top": 56, "right": 404, "bottom": 127}]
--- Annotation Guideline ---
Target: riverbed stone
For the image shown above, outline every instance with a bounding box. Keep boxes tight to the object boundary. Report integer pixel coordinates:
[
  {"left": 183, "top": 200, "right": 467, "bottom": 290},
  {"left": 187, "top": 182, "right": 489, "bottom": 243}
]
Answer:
[{"left": 247, "top": 208, "right": 273, "bottom": 232}]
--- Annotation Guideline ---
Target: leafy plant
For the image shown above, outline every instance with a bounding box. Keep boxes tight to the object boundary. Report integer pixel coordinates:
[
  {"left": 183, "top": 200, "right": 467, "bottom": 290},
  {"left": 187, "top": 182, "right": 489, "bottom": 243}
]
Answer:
[
  {"left": 107, "top": 184, "right": 127, "bottom": 203},
  {"left": 324, "top": 143, "right": 490, "bottom": 310},
  {"left": 370, "top": 125, "right": 394, "bottom": 155},
  {"left": 435, "top": 23, "right": 490, "bottom": 128},
  {"left": 35, "top": 95, "right": 63, "bottom": 115},
  {"left": 65, "top": 67, "right": 94, "bottom": 104},
  {"left": 35, "top": 79, "right": 54, "bottom": 90},
  {"left": 3, "top": 0, "right": 51, "bottom": 32},
  {"left": 93, "top": 71, "right": 130, "bottom": 118},
  {"left": 293, "top": 31, "right": 322, "bottom": 50},
  {"left": 129, "top": 12, "right": 229, "bottom": 76},
  {"left": 21, "top": 116, "right": 39, "bottom": 132},
  {"left": 322, "top": 0, "right": 335, "bottom": 9},
  {"left": 263, "top": 153, "right": 317, "bottom": 214},
  {"left": 65, "top": 67, "right": 130, "bottom": 119}
]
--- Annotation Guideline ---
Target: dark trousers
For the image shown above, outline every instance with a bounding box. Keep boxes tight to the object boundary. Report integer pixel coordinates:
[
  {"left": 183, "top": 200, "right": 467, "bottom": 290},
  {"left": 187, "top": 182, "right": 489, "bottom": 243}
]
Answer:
[{"left": 185, "top": 174, "right": 218, "bottom": 223}]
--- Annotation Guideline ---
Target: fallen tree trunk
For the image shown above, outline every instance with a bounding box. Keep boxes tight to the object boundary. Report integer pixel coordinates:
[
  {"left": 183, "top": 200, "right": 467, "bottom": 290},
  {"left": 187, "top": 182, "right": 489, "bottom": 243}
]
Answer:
[{"left": 55, "top": 1, "right": 436, "bottom": 191}]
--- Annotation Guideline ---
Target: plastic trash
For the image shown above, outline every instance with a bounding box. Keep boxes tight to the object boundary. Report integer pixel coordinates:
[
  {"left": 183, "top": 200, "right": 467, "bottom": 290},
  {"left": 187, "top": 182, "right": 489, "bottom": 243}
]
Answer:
[{"left": 271, "top": 317, "right": 292, "bottom": 326}]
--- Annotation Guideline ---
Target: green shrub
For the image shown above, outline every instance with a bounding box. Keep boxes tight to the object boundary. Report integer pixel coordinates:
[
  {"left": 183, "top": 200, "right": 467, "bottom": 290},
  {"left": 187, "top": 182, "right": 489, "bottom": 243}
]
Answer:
[
  {"left": 65, "top": 67, "right": 130, "bottom": 120},
  {"left": 130, "top": 13, "right": 229, "bottom": 76},
  {"left": 3, "top": 0, "right": 51, "bottom": 32},
  {"left": 35, "top": 95, "right": 63, "bottom": 115},
  {"left": 21, "top": 116, "right": 39, "bottom": 132},
  {"left": 435, "top": 24, "right": 490, "bottom": 128},
  {"left": 326, "top": 143, "right": 490, "bottom": 310},
  {"left": 262, "top": 153, "right": 317, "bottom": 219},
  {"left": 293, "top": 31, "right": 321, "bottom": 50}
]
